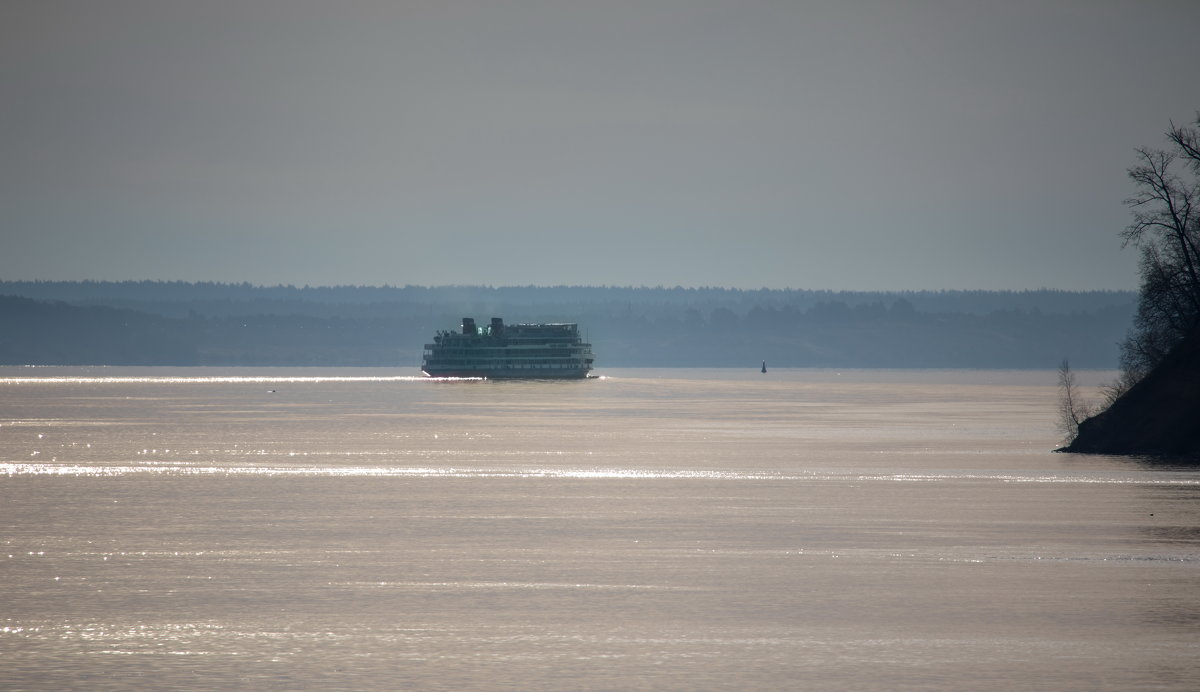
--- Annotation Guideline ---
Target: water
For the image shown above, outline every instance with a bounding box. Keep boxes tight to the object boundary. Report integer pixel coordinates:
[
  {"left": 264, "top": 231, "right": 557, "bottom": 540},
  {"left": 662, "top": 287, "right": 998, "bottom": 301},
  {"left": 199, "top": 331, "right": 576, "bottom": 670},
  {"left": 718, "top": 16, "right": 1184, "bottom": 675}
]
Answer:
[{"left": 2, "top": 367, "right": 1197, "bottom": 690}]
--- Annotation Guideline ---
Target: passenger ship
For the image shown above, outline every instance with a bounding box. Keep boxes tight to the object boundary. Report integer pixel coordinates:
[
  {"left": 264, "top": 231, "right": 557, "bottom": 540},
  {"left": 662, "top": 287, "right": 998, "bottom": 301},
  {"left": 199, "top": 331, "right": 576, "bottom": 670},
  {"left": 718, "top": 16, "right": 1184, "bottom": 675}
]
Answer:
[{"left": 421, "top": 317, "right": 595, "bottom": 379}]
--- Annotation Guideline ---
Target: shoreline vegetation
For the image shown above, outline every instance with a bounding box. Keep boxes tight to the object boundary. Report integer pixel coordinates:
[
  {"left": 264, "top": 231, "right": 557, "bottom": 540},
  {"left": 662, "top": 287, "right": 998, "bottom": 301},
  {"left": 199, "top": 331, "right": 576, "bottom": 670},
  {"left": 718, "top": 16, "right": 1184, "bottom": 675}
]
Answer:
[
  {"left": 1, "top": 281, "right": 1133, "bottom": 369},
  {"left": 1061, "top": 113, "right": 1200, "bottom": 460}
]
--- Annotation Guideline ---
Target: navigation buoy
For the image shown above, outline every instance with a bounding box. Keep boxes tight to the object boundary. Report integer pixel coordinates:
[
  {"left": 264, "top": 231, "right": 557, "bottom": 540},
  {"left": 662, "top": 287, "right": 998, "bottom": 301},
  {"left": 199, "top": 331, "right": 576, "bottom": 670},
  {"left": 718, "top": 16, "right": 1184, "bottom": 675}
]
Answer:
[{"left": 761, "top": 361, "right": 767, "bottom": 374}]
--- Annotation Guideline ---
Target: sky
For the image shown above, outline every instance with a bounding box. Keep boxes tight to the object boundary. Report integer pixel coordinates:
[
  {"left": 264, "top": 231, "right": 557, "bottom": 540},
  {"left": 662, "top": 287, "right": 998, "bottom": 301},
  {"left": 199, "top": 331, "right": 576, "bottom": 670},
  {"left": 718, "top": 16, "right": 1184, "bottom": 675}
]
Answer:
[{"left": 2, "top": 1, "right": 1198, "bottom": 291}]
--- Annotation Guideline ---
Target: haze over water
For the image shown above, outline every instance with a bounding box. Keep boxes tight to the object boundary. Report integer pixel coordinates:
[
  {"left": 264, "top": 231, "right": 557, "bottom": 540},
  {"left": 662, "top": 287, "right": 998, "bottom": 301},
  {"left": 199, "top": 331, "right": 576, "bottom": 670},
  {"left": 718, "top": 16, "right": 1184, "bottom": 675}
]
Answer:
[{"left": 2, "top": 367, "right": 1198, "bottom": 690}]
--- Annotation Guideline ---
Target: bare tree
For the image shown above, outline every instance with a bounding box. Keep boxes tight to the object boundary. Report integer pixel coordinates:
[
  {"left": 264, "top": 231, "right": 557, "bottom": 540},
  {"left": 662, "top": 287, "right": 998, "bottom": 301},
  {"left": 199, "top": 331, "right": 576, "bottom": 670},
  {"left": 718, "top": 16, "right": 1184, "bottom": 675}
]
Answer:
[
  {"left": 1063, "top": 114, "right": 1199, "bottom": 447},
  {"left": 1057, "top": 359, "right": 1089, "bottom": 441},
  {"left": 1120, "top": 113, "right": 1200, "bottom": 380}
]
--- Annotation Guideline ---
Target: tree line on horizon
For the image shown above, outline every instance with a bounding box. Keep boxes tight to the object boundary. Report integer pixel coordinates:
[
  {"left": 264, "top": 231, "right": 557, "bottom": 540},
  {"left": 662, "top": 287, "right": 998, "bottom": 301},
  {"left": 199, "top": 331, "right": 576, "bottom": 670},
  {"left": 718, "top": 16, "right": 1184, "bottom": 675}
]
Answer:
[
  {"left": 1, "top": 283, "right": 1134, "bottom": 369},
  {"left": 0, "top": 279, "right": 1134, "bottom": 314}
]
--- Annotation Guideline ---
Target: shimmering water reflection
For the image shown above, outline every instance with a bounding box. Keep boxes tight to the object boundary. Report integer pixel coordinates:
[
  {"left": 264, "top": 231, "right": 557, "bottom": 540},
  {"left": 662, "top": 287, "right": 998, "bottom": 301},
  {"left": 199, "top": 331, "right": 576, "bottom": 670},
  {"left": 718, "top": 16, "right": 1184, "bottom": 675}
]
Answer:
[{"left": 2, "top": 367, "right": 1198, "bottom": 690}]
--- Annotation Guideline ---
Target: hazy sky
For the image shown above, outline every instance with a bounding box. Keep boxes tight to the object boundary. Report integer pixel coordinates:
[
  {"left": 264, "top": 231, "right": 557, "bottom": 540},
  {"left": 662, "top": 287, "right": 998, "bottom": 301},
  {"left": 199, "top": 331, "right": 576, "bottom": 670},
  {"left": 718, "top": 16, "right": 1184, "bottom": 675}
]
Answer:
[{"left": 2, "top": 1, "right": 1198, "bottom": 290}]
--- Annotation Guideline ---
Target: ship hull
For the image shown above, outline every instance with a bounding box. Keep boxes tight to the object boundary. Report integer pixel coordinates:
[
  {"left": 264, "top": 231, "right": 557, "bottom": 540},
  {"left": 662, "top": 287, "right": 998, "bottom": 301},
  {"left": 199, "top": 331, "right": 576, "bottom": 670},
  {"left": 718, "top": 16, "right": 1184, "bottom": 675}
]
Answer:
[{"left": 421, "top": 368, "right": 591, "bottom": 379}]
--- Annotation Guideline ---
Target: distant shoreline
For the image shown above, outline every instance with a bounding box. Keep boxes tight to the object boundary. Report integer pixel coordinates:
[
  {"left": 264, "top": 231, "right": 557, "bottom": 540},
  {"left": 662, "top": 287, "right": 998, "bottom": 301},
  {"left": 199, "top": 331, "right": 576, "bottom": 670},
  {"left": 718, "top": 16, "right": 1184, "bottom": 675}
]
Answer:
[{"left": 1, "top": 282, "right": 1135, "bottom": 370}]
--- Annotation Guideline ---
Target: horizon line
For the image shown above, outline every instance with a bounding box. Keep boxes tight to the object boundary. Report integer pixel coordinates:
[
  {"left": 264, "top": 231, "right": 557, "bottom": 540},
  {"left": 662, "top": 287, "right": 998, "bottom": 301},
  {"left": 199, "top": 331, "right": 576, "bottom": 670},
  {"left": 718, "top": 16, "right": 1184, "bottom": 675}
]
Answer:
[{"left": 0, "top": 279, "right": 1139, "bottom": 294}]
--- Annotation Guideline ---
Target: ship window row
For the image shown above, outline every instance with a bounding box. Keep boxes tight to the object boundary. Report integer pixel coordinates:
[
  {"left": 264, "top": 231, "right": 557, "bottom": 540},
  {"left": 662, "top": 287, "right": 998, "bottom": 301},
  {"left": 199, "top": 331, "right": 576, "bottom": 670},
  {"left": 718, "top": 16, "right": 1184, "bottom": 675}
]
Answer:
[
  {"left": 425, "top": 349, "right": 590, "bottom": 358},
  {"left": 426, "top": 359, "right": 588, "bottom": 367},
  {"left": 435, "top": 341, "right": 582, "bottom": 349}
]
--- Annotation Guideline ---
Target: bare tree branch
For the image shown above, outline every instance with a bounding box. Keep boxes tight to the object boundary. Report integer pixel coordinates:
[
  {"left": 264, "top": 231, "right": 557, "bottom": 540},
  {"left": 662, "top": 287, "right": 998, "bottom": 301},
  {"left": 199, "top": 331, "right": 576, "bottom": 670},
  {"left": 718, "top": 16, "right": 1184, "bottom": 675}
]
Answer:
[{"left": 1118, "top": 114, "right": 1200, "bottom": 384}]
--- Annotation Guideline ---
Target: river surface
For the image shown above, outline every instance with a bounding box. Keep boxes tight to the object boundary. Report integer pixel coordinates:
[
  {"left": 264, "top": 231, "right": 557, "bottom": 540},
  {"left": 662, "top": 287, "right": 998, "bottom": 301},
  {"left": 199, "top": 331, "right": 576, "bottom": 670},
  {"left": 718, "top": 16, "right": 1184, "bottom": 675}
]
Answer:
[{"left": 1, "top": 367, "right": 1197, "bottom": 690}]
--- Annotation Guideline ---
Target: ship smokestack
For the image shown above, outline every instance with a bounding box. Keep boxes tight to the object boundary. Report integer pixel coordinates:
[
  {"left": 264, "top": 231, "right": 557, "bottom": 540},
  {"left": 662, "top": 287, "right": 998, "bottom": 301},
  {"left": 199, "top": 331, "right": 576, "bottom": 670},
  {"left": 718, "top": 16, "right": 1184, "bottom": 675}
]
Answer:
[
  {"left": 490, "top": 317, "right": 504, "bottom": 338},
  {"left": 462, "top": 317, "right": 476, "bottom": 335}
]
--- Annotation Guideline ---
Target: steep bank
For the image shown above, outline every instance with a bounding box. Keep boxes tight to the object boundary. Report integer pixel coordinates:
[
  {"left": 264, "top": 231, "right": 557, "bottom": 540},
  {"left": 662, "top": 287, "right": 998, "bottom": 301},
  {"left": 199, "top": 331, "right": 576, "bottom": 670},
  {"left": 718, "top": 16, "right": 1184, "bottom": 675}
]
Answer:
[{"left": 1064, "top": 329, "right": 1200, "bottom": 459}]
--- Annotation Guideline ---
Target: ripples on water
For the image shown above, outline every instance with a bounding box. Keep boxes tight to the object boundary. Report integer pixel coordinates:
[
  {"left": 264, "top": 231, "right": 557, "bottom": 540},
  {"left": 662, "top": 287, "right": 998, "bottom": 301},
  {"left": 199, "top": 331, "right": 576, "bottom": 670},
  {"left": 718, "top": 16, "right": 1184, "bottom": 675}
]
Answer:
[
  {"left": 2, "top": 368, "right": 1198, "bottom": 690},
  {"left": 6, "top": 462, "right": 1200, "bottom": 486}
]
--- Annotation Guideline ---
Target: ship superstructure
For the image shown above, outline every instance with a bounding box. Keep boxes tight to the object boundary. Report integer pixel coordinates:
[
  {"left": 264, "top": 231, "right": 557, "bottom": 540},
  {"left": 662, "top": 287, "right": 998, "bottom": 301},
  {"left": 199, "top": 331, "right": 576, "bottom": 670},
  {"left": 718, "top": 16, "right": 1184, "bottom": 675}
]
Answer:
[{"left": 422, "top": 317, "right": 594, "bottom": 379}]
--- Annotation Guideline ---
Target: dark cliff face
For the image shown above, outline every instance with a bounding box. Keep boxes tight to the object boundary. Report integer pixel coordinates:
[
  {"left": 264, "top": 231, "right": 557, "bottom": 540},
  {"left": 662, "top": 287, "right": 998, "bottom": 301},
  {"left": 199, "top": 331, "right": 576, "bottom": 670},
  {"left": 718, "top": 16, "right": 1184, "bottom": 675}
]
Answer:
[{"left": 1063, "top": 329, "right": 1200, "bottom": 460}]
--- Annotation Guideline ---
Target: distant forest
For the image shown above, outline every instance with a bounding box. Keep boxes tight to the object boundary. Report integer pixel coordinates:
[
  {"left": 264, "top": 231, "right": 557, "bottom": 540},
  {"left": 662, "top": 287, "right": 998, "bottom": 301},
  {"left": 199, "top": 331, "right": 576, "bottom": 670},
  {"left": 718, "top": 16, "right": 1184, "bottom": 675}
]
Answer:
[{"left": 0, "top": 281, "right": 1136, "bottom": 369}]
